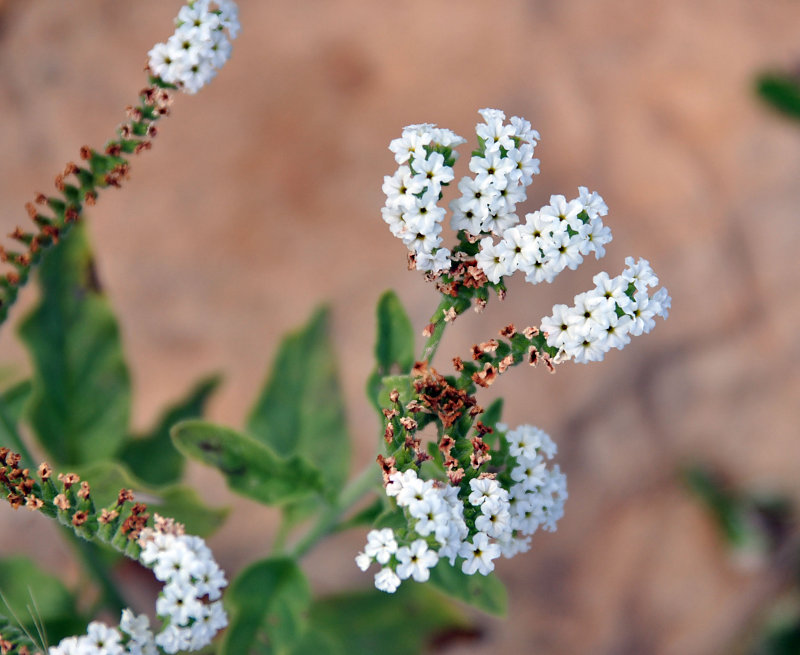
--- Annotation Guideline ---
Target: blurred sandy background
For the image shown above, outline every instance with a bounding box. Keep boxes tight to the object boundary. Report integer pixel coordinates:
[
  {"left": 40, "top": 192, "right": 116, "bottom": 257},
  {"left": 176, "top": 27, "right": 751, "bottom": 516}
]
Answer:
[{"left": 1, "top": 1, "right": 800, "bottom": 653}]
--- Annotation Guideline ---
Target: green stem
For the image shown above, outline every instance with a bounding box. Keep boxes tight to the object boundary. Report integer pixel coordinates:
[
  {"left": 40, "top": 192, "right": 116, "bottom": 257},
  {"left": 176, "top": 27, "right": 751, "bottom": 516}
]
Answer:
[
  {"left": 419, "top": 298, "right": 454, "bottom": 364},
  {"left": 288, "top": 464, "right": 380, "bottom": 560},
  {"left": 62, "top": 529, "right": 127, "bottom": 614},
  {"left": 269, "top": 514, "right": 293, "bottom": 557}
]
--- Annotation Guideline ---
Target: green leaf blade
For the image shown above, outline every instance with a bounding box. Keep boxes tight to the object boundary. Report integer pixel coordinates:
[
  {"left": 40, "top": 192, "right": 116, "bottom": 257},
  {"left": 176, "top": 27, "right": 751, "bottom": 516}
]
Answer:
[
  {"left": 117, "top": 375, "right": 221, "bottom": 486},
  {"left": 246, "top": 307, "right": 350, "bottom": 493},
  {"left": 428, "top": 560, "right": 508, "bottom": 617},
  {"left": 18, "top": 226, "right": 131, "bottom": 466},
  {"left": 221, "top": 558, "right": 310, "bottom": 655},
  {"left": 171, "top": 420, "right": 323, "bottom": 506}
]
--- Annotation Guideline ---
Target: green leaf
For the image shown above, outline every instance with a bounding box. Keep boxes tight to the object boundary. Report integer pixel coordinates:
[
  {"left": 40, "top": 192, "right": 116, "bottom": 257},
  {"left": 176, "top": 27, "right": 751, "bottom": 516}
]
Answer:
[
  {"left": 18, "top": 225, "right": 131, "bottom": 466},
  {"left": 246, "top": 307, "right": 350, "bottom": 492},
  {"left": 367, "top": 291, "right": 415, "bottom": 410},
  {"left": 76, "top": 460, "right": 228, "bottom": 537},
  {"left": 757, "top": 72, "right": 800, "bottom": 121},
  {"left": 0, "top": 381, "right": 33, "bottom": 465},
  {"left": 481, "top": 398, "right": 504, "bottom": 447},
  {"left": 333, "top": 497, "right": 386, "bottom": 533},
  {"left": 221, "top": 558, "right": 310, "bottom": 655},
  {"left": 0, "top": 556, "right": 86, "bottom": 647},
  {"left": 0, "top": 380, "right": 32, "bottom": 427},
  {"left": 428, "top": 560, "right": 508, "bottom": 617},
  {"left": 117, "top": 375, "right": 220, "bottom": 486},
  {"left": 303, "top": 584, "right": 472, "bottom": 655},
  {"left": 171, "top": 420, "right": 323, "bottom": 506}
]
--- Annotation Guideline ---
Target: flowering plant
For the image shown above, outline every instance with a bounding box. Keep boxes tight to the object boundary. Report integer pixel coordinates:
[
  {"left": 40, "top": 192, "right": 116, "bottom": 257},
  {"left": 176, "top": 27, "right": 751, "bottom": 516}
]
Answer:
[{"left": 0, "top": 3, "right": 669, "bottom": 654}]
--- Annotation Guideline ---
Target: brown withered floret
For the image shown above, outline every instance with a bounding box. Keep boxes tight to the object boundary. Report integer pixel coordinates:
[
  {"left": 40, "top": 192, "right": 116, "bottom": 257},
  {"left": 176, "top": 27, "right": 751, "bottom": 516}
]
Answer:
[
  {"left": 38, "top": 462, "right": 52, "bottom": 480},
  {"left": 474, "top": 421, "right": 493, "bottom": 436},
  {"left": 470, "top": 436, "right": 492, "bottom": 468},
  {"left": 383, "top": 422, "right": 395, "bottom": 444},
  {"left": 474, "top": 297, "right": 487, "bottom": 313},
  {"left": 376, "top": 454, "right": 397, "bottom": 485},
  {"left": 99, "top": 508, "right": 119, "bottom": 524},
  {"left": 447, "top": 468, "right": 465, "bottom": 485},
  {"left": 77, "top": 481, "right": 91, "bottom": 499},
  {"left": 53, "top": 494, "right": 70, "bottom": 511},
  {"left": 117, "top": 488, "right": 135, "bottom": 505},
  {"left": 5, "top": 452, "right": 20, "bottom": 468},
  {"left": 452, "top": 356, "right": 464, "bottom": 372},
  {"left": 522, "top": 326, "right": 539, "bottom": 340},
  {"left": 72, "top": 511, "right": 89, "bottom": 527},
  {"left": 413, "top": 364, "right": 477, "bottom": 428},
  {"left": 382, "top": 408, "right": 399, "bottom": 421},
  {"left": 405, "top": 400, "right": 424, "bottom": 413},
  {"left": 79, "top": 145, "right": 92, "bottom": 160},
  {"left": 472, "top": 363, "right": 497, "bottom": 388},
  {"left": 443, "top": 307, "right": 458, "bottom": 323},
  {"left": 25, "top": 497, "right": 44, "bottom": 511},
  {"left": 7, "top": 493, "right": 23, "bottom": 509},
  {"left": 389, "top": 389, "right": 400, "bottom": 404},
  {"left": 421, "top": 323, "right": 435, "bottom": 338},
  {"left": 58, "top": 472, "right": 80, "bottom": 489},
  {"left": 497, "top": 353, "right": 515, "bottom": 373},
  {"left": 500, "top": 324, "right": 516, "bottom": 338},
  {"left": 399, "top": 417, "right": 418, "bottom": 432},
  {"left": 25, "top": 202, "right": 37, "bottom": 219}
]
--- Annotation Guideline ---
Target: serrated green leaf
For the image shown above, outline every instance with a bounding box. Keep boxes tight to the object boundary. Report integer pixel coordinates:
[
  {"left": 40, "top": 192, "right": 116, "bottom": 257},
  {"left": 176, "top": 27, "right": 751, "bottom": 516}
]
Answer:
[
  {"left": 303, "top": 583, "right": 472, "bottom": 655},
  {"left": 0, "top": 557, "right": 86, "bottom": 647},
  {"left": 221, "top": 558, "right": 310, "bottom": 655},
  {"left": 18, "top": 225, "right": 131, "bottom": 466},
  {"left": 117, "top": 375, "right": 220, "bottom": 486},
  {"left": 428, "top": 560, "right": 508, "bottom": 617},
  {"left": 246, "top": 307, "right": 349, "bottom": 492},
  {"left": 171, "top": 420, "right": 323, "bottom": 506},
  {"left": 76, "top": 460, "right": 227, "bottom": 537}
]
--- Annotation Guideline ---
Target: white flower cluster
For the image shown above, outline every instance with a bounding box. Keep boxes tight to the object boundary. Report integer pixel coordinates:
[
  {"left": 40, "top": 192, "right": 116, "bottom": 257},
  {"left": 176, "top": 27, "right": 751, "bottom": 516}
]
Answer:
[
  {"left": 476, "top": 189, "right": 612, "bottom": 285},
  {"left": 381, "top": 109, "right": 615, "bottom": 288},
  {"left": 541, "top": 257, "right": 671, "bottom": 364},
  {"left": 139, "top": 530, "right": 228, "bottom": 653},
  {"left": 47, "top": 529, "right": 228, "bottom": 655},
  {"left": 148, "top": 0, "right": 240, "bottom": 94},
  {"left": 357, "top": 425, "right": 566, "bottom": 593},
  {"left": 382, "top": 125, "right": 466, "bottom": 273},
  {"left": 449, "top": 108, "right": 541, "bottom": 238},
  {"left": 48, "top": 612, "right": 156, "bottom": 655}
]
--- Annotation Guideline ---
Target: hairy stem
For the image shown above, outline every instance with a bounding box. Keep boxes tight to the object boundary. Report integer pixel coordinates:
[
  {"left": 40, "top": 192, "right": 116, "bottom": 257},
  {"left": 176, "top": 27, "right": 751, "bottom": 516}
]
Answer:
[{"left": 288, "top": 464, "right": 380, "bottom": 560}]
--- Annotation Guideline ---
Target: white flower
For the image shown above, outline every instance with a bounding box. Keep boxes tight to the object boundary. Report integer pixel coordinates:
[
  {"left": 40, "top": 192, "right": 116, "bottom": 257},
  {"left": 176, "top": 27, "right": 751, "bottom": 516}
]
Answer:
[
  {"left": 467, "top": 477, "right": 508, "bottom": 511},
  {"left": 475, "top": 237, "right": 511, "bottom": 283},
  {"left": 374, "top": 567, "right": 402, "bottom": 593},
  {"left": 460, "top": 533, "right": 501, "bottom": 576},
  {"left": 364, "top": 528, "right": 398, "bottom": 565},
  {"left": 355, "top": 551, "right": 372, "bottom": 571},
  {"left": 395, "top": 540, "right": 440, "bottom": 582}
]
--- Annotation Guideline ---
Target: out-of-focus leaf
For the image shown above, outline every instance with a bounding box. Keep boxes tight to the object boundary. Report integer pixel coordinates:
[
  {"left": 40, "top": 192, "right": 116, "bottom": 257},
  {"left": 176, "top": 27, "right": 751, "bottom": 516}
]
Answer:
[
  {"left": 302, "top": 583, "right": 473, "bottom": 655},
  {"left": 757, "top": 72, "right": 800, "bottom": 121},
  {"left": 19, "top": 225, "right": 131, "bottom": 466},
  {"left": 221, "top": 558, "right": 310, "bottom": 655},
  {"left": 0, "top": 381, "right": 31, "bottom": 427},
  {"left": 117, "top": 375, "right": 220, "bottom": 485},
  {"left": 171, "top": 420, "right": 323, "bottom": 506},
  {"left": 76, "top": 460, "right": 227, "bottom": 537},
  {"left": 428, "top": 560, "right": 508, "bottom": 617},
  {"left": 0, "top": 557, "right": 86, "bottom": 647},
  {"left": 367, "top": 291, "right": 415, "bottom": 411},
  {"left": 0, "top": 381, "right": 33, "bottom": 465},
  {"left": 246, "top": 307, "right": 350, "bottom": 493},
  {"left": 334, "top": 497, "right": 386, "bottom": 533}
]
